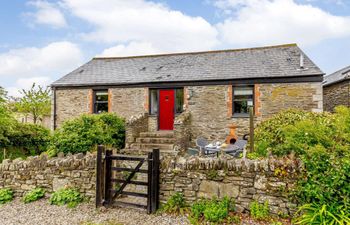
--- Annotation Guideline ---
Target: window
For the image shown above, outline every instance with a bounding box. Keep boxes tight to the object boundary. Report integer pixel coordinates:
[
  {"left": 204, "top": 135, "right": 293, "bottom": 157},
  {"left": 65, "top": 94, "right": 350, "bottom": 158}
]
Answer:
[
  {"left": 150, "top": 89, "right": 158, "bottom": 115},
  {"left": 94, "top": 90, "right": 108, "bottom": 114},
  {"left": 232, "top": 86, "right": 254, "bottom": 116},
  {"left": 175, "top": 89, "right": 184, "bottom": 114}
]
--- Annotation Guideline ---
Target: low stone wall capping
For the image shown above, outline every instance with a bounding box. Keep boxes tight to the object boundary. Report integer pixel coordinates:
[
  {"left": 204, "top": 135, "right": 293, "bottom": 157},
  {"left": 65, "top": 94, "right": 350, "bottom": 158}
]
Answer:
[{"left": 0, "top": 153, "right": 301, "bottom": 215}]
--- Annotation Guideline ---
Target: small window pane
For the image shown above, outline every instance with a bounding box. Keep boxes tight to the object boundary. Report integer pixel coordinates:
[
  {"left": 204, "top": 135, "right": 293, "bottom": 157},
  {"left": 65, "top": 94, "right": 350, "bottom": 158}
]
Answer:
[
  {"left": 175, "top": 89, "right": 184, "bottom": 114},
  {"left": 94, "top": 90, "right": 108, "bottom": 114},
  {"left": 233, "top": 88, "right": 253, "bottom": 95},
  {"left": 233, "top": 86, "right": 254, "bottom": 116},
  {"left": 150, "top": 90, "right": 158, "bottom": 115}
]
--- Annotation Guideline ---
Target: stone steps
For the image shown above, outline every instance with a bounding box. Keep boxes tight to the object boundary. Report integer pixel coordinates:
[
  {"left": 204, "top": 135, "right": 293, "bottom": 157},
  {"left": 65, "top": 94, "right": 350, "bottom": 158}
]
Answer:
[
  {"left": 130, "top": 143, "right": 174, "bottom": 151},
  {"left": 136, "top": 137, "right": 176, "bottom": 144},
  {"left": 139, "top": 131, "right": 174, "bottom": 138}
]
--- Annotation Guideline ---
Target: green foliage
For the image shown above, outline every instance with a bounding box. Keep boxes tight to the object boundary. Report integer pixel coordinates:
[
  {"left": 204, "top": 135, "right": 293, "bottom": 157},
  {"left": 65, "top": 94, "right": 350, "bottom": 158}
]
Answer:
[
  {"left": 8, "top": 123, "right": 51, "bottom": 155},
  {"left": 254, "top": 106, "right": 350, "bottom": 221},
  {"left": 0, "top": 188, "right": 14, "bottom": 204},
  {"left": 190, "top": 197, "right": 235, "bottom": 224},
  {"left": 51, "top": 113, "right": 125, "bottom": 154},
  {"left": 49, "top": 188, "right": 83, "bottom": 208},
  {"left": 23, "top": 188, "right": 45, "bottom": 203},
  {"left": 161, "top": 192, "right": 187, "bottom": 214},
  {"left": 294, "top": 203, "right": 350, "bottom": 225},
  {"left": 250, "top": 201, "right": 270, "bottom": 220},
  {"left": 254, "top": 109, "right": 330, "bottom": 157},
  {"left": 15, "top": 83, "right": 51, "bottom": 124}
]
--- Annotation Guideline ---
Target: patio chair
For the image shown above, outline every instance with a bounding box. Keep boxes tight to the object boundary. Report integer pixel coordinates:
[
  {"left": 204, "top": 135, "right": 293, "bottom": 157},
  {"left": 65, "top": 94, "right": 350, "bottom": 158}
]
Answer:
[{"left": 196, "top": 137, "right": 208, "bottom": 155}]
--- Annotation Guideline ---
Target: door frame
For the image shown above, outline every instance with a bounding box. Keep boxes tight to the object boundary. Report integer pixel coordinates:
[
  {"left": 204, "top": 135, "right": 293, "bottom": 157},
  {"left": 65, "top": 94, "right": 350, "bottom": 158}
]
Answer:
[{"left": 148, "top": 87, "right": 183, "bottom": 131}]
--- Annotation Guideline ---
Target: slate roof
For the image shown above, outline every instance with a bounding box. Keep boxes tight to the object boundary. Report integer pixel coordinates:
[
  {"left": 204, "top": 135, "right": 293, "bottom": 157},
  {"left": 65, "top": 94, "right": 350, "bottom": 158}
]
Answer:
[
  {"left": 323, "top": 65, "right": 350, "bottom": 86},
  {"left": 52, "top": 44, "right": 323, "bottom": 87}
]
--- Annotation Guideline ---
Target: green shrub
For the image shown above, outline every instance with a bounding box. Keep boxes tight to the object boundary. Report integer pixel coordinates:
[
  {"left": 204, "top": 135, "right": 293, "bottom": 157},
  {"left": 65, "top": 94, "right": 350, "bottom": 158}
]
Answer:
[
  {"left": 161, "top": 192, "right": 187, "bottom": 214},
  {"left": 250, "top": 201, "right": 269, "bottom": 220},
  {"left": 51, "top": 113, "right": 125, "bottom": 154},
  {"left": 190, "top": 197, "right": 235, "bottom": 223},
  {"left": 0, "top": 188, "right": 14, "bottom": 204},
  {"left": 8, "top": 123, "right": 51, "bottom": 155},
  {"left": 254, "top": 106, "right": 350, "bottom": 221},
  {"left": 49, "top": 188, "right": 83, "bottom": 208},
  {"left": 23, "top": 188, "right": 45, "bottom": 203},
  {"left": 294, "top": 203, "right": 350, "bottom": 225}
]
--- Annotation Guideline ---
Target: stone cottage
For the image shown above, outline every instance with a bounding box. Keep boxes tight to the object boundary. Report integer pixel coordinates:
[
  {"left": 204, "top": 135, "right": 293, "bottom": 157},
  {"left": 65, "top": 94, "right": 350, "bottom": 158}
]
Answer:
[
  {"left": 51, "top": 44, "right": 323, "bottom": 152},
  {"left": 323, "top": 65, "right": 350, "bottom": 112}
]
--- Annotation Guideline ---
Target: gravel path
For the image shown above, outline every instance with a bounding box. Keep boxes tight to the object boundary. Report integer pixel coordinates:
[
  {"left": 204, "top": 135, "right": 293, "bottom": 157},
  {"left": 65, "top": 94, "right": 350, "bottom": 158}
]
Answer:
[{"left": 0, "top": 198, "right": 189, "bottom": 225}]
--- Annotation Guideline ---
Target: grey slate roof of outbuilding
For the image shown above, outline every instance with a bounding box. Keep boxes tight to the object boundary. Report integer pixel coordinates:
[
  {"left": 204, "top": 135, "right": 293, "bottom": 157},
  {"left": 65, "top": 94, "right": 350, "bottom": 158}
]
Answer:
[
  {"left": 52, "top": 44, "right": 323, "bottom": 87},
  {"left": 323, "top": 65, "right": 350, "bottom": 86}
]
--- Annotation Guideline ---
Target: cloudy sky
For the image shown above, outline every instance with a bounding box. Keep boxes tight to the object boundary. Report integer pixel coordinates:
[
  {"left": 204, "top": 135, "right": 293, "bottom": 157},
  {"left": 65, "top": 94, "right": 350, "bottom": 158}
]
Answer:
[{"left": 1, "top": 0, "right": 350, "bottom": 96}]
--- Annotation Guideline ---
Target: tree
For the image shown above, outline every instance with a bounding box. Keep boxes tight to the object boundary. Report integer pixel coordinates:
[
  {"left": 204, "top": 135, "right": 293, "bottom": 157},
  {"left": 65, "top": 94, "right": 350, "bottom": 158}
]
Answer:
[
  {"left": 0, "top": 87, "right": 15, "bottom": 146},
  {"left": 16, "top": 83, "right": 51, "bottom": 124}
]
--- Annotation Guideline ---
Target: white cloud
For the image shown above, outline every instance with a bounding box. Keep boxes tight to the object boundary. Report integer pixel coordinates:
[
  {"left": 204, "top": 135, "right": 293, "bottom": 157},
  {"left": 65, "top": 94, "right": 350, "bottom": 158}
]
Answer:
[
  {"left": 0, "top": 41, "right": 83, "bottom": 78},
  {"left": 215, "top": 0, "right": 350, "bottom": 47},
  {"left": 27, "top": 0, "right": 67, "bottom": 28},
  {"left": 98, "top": 41, "right": 161, "bottom": 57},
  {"left": 7, "top": 76, "right": 52, "bottom": 97},
  {"left": 0, "top": 41, "right": 83, "bottom": 97},
  {"left": 61, "top": 0, "right": 218, "bottom": 54}
]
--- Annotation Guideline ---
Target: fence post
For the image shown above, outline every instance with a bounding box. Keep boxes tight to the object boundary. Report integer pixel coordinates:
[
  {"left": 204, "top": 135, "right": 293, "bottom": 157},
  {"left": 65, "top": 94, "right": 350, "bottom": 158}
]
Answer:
[
  {"left": 147, "top": 151, "right": 153, "bottom": 214},
  {"left": 95, "top": 145, "right": 104, "bottom": 208},
  {"left": 151, "top": 148, "right": 160, "bottom": 213},
  {"left": 103, "top": 149, "right": 112, "bottom": 206}
]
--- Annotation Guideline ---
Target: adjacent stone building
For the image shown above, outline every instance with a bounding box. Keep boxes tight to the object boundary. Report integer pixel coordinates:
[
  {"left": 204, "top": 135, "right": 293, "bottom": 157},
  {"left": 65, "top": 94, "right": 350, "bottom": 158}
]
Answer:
[
  {"left": 323, "top": 65, "right": 350, "bottom": 112},
  {"left": 51, "top": 44, "right": 323, "bottom": 152}
]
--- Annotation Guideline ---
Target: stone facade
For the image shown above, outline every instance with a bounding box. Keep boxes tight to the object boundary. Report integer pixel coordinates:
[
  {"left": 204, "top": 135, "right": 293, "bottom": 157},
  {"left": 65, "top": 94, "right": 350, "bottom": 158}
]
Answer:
[
  {"left": 54, "top": 89, "right": 91, "bottom": 127},
  {"left": 160, "top": 156, "right": 301, "bottom": 215},
  {"left": 323, "top": 80, "right": 350, "bottom": 112},
  {"left": 0, "top": 153, "right": 96, "bottom": 199},
  {"left": 186, "top": 82, "right": 323, "bottom": 142},
  {"left": 53, "top": 82, "right": 322, "bottom": 147}
]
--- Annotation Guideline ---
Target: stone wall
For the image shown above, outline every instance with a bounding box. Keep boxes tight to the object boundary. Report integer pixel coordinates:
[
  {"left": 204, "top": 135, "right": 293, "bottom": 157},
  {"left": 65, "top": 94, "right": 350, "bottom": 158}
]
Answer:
[
  {"left": 54, "top": 89, "right": 91, "bottom": 127},
  {"left": 186, "top": 82, "right": 323, "bottom": 143},
  {"left": 0, "top": 152, "right": 301, "bottom": 215},
  {"left": 0, "top": 153, "right": 96, "bottom": 199},
  {"left": 109, "top": 87, "right": 147, "bottom": 118},
  {"left": 323, "top": 80, "right": 350, "bottom": 112},
  {"left": 160, "top": 156, "right": 301, "bottom": 215},
  {"left": 53, "top": 87, "right": 148, "bottom": 128}
]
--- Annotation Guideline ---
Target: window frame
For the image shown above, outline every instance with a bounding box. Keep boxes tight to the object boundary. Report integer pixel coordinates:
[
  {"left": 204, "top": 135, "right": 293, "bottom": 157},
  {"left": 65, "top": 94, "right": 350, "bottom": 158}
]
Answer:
[
  {"left": 93, "top": 89, "right": 109, "bottom": 114},
  {"left": 232, "top": 85, "right": 255, "bottom": 118}
]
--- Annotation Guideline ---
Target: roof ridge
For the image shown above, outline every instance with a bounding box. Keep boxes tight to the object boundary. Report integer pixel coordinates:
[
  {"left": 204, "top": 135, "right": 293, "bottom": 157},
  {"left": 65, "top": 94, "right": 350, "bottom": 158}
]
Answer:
[
  {"left": 93, "top": 43, "right": 298, "bottom": 60},
  {"left": 325, "top": 65, "right": 350, "bottom": 77}
]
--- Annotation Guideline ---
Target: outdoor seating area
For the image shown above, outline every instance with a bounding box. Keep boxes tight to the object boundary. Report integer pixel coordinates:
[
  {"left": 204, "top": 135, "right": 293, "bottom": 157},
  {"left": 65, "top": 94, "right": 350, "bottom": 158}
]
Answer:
[{"left": 187, "top": 135, "right": 248, "bottom": 157}]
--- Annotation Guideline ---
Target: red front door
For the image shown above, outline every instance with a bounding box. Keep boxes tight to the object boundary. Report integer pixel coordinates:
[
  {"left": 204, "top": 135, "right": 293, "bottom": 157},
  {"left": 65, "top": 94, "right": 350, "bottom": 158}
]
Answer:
[{"left": 159, "top": 90, "right": 175, "bottom": 130}]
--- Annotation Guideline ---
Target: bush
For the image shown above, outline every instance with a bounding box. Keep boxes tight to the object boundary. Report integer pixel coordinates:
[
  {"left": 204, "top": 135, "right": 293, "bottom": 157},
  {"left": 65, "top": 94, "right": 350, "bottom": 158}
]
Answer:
[
  {"left": 250, "top": 200, "right": 269, "bottom": 220},
  {"left": 51, "top": 113, "right": 125, "bottom": 154},
  {"left": 190, "top": 197, "right": 235, "bottom": 223},
  {"left": 161, "top": 192, "right": 187, "bottom": 214},
  {"left": 8, "top": 123, "right": 50, "bottom": 155},
  {"left": 254, "top": 106, "right": 350, "bottom": 221},
  {"left": 0, "top": 188, "right": 13, "bottom": 204},
  {"left": 23, "top": 188, "right": 45, "bottom": 203},
  {"left": 49, "top": 188, "right": 83, "bottom": 208}
]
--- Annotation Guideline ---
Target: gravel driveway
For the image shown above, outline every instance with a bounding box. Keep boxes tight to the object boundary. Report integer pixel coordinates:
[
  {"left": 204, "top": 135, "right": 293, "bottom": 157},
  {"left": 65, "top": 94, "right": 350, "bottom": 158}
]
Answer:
[{"left": 0, "top": 198, "right": 189, "bottom": 225}]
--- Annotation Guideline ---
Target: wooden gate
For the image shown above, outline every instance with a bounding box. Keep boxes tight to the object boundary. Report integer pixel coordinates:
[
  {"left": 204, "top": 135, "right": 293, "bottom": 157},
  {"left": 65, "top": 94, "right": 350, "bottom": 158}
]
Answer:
[{"left": 95, "top": 145, "right": 160, "bottom": 214}]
